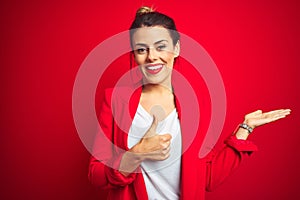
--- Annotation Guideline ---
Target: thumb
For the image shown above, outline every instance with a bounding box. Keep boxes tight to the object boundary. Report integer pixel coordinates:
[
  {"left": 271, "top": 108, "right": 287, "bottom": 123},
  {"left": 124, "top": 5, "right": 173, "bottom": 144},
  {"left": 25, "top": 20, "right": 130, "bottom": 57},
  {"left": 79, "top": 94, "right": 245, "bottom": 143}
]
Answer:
[
  {"left": 245, "top": 110, "right": 262, "bottom": 119},
  {"left": 143, "top": 115, "right": 158, "bottom": 138},
  {"left": 253, "top": 110, "right": 262, "bottom": 115}
]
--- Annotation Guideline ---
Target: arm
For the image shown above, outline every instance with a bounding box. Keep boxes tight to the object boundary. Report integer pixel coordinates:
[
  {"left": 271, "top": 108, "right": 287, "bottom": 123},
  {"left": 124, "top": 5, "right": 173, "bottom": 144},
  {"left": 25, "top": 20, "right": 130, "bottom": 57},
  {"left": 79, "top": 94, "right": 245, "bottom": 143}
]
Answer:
[
  {"left": 88, "top": 89, "right": 136, "bottom": 189},
  {"left": 206, "top": 109, "right": 291, "bottom": 191},
  {"left": 88, "top": 90, "right": 172, "bottom": 187}
]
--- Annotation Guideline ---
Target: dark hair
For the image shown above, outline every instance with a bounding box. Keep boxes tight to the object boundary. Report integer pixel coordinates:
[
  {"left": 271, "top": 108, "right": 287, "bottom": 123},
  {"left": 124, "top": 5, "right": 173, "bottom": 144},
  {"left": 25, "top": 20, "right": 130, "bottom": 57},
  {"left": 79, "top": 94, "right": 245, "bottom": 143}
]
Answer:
[{"left": 129, "top": 6, "right": 180, "bottom": 49}]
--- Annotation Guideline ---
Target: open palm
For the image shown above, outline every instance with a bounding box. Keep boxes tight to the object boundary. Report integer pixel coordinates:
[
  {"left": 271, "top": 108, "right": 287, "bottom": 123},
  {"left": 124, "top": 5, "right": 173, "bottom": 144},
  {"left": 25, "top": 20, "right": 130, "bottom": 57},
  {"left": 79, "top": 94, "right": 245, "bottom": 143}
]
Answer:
[{"left": 244, "top": 109, "right": 291, "bottom": 128}]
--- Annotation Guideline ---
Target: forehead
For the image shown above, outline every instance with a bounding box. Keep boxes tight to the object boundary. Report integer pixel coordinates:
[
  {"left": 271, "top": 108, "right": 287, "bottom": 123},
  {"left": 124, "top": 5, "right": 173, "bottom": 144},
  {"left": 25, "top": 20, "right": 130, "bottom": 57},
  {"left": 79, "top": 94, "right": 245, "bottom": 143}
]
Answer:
[{"left": 132, "top": 26, "right": 172, "bottom": 44}]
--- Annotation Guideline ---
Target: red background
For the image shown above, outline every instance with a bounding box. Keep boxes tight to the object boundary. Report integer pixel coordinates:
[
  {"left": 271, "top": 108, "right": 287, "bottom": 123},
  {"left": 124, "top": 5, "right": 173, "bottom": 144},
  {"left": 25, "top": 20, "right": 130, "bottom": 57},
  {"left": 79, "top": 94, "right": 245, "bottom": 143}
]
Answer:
[{"left": 1, "top": 0, "right": 299, "bottom": 199}]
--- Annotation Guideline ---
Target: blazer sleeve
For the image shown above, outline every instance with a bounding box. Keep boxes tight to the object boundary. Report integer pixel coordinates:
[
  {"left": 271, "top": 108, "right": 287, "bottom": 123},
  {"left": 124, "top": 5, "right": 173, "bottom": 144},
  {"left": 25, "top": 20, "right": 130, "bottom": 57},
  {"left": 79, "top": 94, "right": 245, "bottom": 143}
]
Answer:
[
  {"left": 88, "top": 89, "right": 136, "bottom": 189},
  {"left": 205, "top": 135, "right": 258, "bottom": 191}
]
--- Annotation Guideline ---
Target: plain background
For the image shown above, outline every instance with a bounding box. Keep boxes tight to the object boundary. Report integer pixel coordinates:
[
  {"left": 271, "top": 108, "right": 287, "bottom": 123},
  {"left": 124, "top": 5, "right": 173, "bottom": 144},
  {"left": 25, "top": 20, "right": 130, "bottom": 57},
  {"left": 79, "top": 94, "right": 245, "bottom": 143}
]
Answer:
[{"left": 1, "top": 0, "right": 299, "bottom": 199}]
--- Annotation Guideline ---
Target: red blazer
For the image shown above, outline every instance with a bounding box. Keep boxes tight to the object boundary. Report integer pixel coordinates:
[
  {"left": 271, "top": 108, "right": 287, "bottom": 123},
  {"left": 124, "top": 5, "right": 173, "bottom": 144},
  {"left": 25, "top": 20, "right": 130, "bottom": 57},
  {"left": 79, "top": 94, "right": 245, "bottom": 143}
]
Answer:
[{"left": 88, "top": 85, "right": 257, "bottom": 200}]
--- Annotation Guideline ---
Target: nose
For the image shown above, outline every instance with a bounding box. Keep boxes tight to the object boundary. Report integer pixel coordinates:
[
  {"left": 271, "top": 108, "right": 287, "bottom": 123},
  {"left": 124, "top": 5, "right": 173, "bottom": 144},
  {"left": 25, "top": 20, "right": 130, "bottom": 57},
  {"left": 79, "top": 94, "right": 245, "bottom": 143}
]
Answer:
[{"left": 146, "top": 47, "right": 158, "bottom": 62}]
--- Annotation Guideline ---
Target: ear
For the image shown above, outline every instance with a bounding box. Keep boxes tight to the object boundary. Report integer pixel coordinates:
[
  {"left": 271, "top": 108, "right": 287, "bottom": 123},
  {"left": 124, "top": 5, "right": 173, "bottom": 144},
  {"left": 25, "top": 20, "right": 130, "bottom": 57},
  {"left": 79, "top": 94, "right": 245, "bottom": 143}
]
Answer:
[{"left": 174, "top": 40, "right": 180, "bottom": 58}]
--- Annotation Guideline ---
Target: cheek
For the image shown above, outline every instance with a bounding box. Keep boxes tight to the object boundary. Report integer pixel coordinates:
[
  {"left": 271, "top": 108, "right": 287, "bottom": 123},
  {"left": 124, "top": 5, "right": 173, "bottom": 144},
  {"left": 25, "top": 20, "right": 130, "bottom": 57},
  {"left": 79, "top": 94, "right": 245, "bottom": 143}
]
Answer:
[
  {"left": 134, "top": 55, "right": 146, "bottom": 65},
  {"left": 162, "top": 52, "right": 176, "bottom": 64}
]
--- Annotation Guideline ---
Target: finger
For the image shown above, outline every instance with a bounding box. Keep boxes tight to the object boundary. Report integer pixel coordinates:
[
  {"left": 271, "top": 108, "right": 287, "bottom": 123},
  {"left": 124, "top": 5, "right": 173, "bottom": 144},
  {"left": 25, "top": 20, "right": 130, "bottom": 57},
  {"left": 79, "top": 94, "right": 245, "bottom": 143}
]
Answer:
[
  {"left": 263, "top": 109, "right": 291, "bottom": 118},
  {"left": 279, "top": 109, "right": 291, "bottom": 115},
  {"left": 263, "top": 110, "right": 280, "bottom": 116},
  {"left": 262, "top": 112, "right": 289, "bottom": 124},
  {"left": 275, "top": 111, "right": 291, "bottom": 117},
  {"left": 144, "top": 115, "right": 158, "bottom": 138},
  {"left": 272, "top": 111, "right": 291, "bottom": 119},
  {"left": 160, "top": 133, "right": 172, "bottom": 142},
  {"left": 146, "top": 149, "right": 170, "bottom": 161},
  {"left": 161, "top": 146, "right": 171, "bottom": 160},
  {"left": 253, "top": 110, "right": 262, "bottom": 115},
  {"left": 267, "top": 115, "right": 287, "bottom": 123},
  {"left": 275, "top": 108, "right": 291, "bottom": 112},
  {"left": 264, "top": 109, "right": 291, "bottom": 115},
  {"left": 162, "top": 144, "right": 171, "bottom": 151},
  {"left": 245, "top": 110, "right": 262, "bottom": 118},
  {"left": 161, "top": 140, "right": 171, "bottom": 149},
  {"left": 150, "top": 115, "right": 159, "bottom": 130},
  {"left": 162, "top": 146, "right": 171, "bottom": 155},
  {"left": 261, "top": 110, "right": 283, "bottom": 118}
]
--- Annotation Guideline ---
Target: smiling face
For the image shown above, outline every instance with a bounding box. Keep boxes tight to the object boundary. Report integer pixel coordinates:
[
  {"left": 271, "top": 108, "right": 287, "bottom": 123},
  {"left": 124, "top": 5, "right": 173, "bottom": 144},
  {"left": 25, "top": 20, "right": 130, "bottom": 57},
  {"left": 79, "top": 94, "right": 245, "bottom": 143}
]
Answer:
[{"left": 132, "top": 26, "right": 180, "bottom": 87}]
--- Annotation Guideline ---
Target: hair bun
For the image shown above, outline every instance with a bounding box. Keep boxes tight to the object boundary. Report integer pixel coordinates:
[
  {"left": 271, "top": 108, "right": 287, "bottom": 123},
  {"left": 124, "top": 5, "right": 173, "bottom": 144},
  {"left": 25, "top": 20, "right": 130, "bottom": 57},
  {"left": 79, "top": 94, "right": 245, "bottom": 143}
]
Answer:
[{"left": 136, "top": 6, "right": 155, "bottom": 16}]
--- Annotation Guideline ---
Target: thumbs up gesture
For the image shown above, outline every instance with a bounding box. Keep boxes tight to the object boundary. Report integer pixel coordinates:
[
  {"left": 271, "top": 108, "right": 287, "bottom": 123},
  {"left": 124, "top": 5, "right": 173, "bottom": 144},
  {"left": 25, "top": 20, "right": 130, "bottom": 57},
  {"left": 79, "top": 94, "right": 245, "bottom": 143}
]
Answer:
[{"left": 131, "top": 115, "right": 172, "bottom": 161}]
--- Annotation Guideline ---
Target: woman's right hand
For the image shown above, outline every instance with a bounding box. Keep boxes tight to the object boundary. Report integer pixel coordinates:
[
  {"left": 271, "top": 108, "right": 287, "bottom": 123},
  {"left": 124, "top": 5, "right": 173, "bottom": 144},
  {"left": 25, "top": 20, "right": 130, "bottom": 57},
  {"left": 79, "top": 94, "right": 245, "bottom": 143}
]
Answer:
[
  {"left": 119, "top": 116, "right": 172, "bottom": 176},
  {"left": 130, "top": 116, "right": 172, "bottom": 161}
]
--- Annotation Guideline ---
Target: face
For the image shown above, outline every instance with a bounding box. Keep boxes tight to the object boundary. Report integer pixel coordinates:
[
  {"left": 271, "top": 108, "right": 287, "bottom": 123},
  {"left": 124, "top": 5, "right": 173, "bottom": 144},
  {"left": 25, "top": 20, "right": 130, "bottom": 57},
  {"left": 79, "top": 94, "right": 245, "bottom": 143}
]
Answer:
[{"left": 132, "top": 26, "right": 180, "bottom": 86}]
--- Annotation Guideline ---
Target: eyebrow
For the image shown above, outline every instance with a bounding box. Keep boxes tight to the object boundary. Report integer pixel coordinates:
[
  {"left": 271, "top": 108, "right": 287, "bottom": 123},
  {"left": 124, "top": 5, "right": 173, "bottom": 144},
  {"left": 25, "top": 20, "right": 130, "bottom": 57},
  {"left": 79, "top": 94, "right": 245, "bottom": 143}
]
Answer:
[{"left": 134, "top": 40, "right": 169, "bottom": 47}]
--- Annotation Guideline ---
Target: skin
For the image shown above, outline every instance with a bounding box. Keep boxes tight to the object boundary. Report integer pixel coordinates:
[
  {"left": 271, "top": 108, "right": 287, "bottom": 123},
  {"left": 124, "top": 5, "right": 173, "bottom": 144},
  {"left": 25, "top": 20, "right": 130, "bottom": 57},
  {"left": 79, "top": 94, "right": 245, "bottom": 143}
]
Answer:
[{"left": 119, "top": 26, "right": 291, "bottom": 176}]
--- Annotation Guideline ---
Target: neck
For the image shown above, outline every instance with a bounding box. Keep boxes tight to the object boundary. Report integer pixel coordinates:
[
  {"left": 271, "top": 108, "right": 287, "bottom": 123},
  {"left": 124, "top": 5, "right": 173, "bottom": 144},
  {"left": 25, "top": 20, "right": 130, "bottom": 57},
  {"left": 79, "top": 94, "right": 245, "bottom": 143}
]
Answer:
[{"left": 142, "top": 83, "right": 173, "bottom": 94}]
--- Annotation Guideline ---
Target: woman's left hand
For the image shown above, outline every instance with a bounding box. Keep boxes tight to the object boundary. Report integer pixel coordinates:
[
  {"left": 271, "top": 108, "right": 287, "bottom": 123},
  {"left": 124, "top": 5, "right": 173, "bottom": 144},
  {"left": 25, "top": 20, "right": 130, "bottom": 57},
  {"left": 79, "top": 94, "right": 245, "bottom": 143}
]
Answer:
[
  {"left": 244, "top": 109, "right": 291, "bottom": 129},
  {"left": 235, "top": 108, "right": 291, "bottom": 140}
]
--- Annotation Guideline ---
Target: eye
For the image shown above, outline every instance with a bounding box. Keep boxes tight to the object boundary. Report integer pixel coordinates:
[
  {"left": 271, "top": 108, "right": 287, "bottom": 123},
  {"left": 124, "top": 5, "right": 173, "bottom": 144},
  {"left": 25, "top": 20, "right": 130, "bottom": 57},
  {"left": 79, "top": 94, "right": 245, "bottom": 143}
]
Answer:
[
  {"left": 157, "top": 45, "right": 166, "bottom": 51},
  {"left": 136, "top": 48, "right": 147, "bottom": 54}
]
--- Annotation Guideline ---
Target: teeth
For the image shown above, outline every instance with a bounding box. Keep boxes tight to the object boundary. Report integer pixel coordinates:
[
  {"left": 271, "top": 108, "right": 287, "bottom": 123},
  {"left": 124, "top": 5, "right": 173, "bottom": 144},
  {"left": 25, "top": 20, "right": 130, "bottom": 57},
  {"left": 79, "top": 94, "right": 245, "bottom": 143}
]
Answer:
[{"left": 147, "top": 65, "right": 162, "bottom": 70}]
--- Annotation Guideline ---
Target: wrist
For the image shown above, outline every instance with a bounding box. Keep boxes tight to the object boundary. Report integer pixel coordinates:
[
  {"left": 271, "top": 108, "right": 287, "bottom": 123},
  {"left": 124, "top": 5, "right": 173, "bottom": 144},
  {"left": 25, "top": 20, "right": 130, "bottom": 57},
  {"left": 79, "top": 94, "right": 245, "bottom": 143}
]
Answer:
[
  {"left": 243, "top": 119, "right": 255, "bottom": 129},
  {"left": 129, "top": 144, "right": 145, "bottom": 162},
  {"left": 235, "top": 128, "right": 250, "bottom": 140},
  {"left": 119, "top": 150, "right": 143, "bottom": 176},
  {"left": 233, "top": 122, "right": 254, "bottom": 140},
  {"left": 240, "top": 123, "right": 254, "bottom": 133}
]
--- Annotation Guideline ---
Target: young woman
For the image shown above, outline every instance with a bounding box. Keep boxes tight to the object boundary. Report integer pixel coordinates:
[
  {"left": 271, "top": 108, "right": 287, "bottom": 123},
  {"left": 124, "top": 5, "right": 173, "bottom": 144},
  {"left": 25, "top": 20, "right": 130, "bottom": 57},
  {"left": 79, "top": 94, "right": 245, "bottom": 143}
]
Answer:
[{"left": 88, "top": 6, "right": 291, "bottom": 200}]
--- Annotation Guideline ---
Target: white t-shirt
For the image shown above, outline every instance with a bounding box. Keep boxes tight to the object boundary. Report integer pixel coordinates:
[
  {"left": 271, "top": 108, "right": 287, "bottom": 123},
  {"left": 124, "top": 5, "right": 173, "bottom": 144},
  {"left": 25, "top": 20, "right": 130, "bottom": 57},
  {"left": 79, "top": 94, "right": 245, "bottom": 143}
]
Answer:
[{"left": 128, "top": 104, "right": 182, "bottom": 200}]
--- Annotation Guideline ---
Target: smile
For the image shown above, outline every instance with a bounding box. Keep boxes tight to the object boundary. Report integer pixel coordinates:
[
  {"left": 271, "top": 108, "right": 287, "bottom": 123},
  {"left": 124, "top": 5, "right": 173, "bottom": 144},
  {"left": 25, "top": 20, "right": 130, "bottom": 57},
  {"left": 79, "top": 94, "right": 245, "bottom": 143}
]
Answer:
[{"left": 145, "top": 64, "right": 164, "bottom": 75}]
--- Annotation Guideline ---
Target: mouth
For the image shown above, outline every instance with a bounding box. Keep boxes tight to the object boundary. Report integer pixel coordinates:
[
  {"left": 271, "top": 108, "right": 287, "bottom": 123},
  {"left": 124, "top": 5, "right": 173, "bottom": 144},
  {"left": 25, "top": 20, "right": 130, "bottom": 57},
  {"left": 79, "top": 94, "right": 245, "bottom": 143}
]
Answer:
[{"left": 145, "top": 64, "right": 164, "bottom": 75}]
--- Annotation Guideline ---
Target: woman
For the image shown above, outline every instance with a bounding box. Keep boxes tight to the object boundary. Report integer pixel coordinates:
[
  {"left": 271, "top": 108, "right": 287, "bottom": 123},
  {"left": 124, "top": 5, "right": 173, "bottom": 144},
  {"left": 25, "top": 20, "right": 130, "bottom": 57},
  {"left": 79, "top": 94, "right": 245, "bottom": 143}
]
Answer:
[{"left": 89, "top": 6, "right": 291, "bottom": 200}]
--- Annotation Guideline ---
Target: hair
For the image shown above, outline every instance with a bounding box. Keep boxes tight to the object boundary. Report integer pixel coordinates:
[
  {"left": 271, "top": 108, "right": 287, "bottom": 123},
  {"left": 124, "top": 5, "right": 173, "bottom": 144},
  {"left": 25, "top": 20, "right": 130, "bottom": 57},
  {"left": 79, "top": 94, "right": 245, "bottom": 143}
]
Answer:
[{"left": 129, "top": 6, "right": 180, "bottom": 49}]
